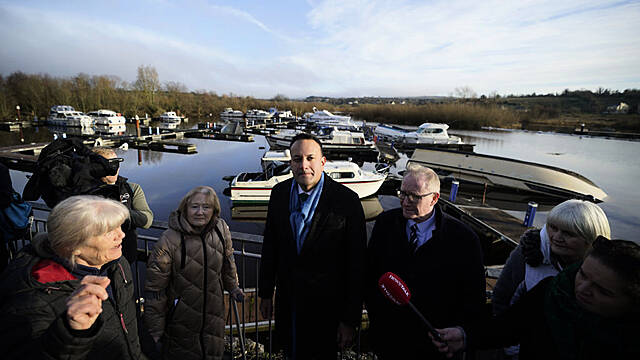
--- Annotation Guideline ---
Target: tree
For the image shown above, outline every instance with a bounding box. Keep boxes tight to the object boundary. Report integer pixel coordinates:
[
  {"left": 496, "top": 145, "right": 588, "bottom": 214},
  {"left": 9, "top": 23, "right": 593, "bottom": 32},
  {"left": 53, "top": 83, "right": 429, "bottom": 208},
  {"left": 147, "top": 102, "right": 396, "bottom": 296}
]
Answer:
[
  {"left": 454, "top": 86, "right": 477, "bottom": 99},
  {"left": 134, "top": 65, "right": 160, "bottom": 105}
]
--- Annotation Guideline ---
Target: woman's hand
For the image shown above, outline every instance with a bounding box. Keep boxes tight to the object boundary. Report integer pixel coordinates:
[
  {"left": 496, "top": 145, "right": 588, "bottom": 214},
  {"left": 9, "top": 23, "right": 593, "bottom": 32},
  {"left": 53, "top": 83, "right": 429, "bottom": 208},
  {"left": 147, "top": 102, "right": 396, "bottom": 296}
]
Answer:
[
  {"left": 66, "top": 275, "right": 110, "bottom": 331},
  {"left": 430, "top": 327, "right": 465, "bottom": 358},
  {"left": 231, "top": 287, "right": 245, "bottom": 302}
]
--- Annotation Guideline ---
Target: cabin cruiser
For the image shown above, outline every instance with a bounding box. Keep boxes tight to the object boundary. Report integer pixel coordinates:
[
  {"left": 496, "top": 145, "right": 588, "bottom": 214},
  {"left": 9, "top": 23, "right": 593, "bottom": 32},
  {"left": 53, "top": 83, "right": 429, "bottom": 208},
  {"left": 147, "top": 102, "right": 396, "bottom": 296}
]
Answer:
[
  {"left": 220, "top": 108, "right": 244, "bottom": 119},
  {"left": 87, "top": 109, "right": 126, "bottom": 126},
  {"left": 245, "top": 109, "right": 273, "bottom": 121},
  {"left": 265, "top": 127, "right": 376, "bottom": 153},
  {"left": 409, "top": 148, "right": 607, "bottom": 202},
  {"left": 304, "top": 107, "right": 361, "bottom": 129},
  {"left": 230, "top": 155, "right": 387, "bottom": 203},
  {"left": 47, "top": 105, "right": 93, "bottom": 128},
  {"left": 375, "top": 123, "right": 463, "bottom": 144},
  {"left": 158, "top": 111, "right": 184, "bottom": 124}
]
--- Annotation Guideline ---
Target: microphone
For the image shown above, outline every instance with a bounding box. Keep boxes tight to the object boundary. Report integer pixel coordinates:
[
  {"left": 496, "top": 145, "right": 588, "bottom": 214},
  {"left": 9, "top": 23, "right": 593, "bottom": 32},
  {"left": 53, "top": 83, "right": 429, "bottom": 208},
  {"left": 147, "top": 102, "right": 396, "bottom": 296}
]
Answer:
[{"left": 378, "top": 272, "right": 444, "bottom": 342}]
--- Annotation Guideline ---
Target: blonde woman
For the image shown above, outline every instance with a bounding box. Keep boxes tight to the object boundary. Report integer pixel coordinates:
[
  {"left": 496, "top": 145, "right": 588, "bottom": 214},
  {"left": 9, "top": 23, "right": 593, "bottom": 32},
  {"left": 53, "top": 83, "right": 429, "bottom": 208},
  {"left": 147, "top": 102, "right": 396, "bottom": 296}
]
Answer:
[{"left": 144, "top": 186, "right": 244, "bottom": 360}]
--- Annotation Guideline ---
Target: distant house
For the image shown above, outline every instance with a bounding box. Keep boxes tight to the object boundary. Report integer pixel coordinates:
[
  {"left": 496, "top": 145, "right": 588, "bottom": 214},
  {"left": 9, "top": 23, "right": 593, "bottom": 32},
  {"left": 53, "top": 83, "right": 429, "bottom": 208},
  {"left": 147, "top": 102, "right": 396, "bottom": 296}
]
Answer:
[{"left": 607, "top": 102, "right": 629, "bottom": 114}]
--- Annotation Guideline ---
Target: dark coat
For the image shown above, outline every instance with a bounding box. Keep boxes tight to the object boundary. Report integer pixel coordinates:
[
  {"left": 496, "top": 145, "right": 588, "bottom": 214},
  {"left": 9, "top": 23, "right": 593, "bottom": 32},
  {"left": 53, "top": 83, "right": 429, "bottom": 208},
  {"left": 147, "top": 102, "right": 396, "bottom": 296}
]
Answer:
[
  {"left": 471, "top": 267, "right": 640, "bottom": 360},
  {"left": 144, "top": 213, "right": 239, "bottom": 360},
  {"left": 258, "top": 175, "right": 367, "bottom": 359},
  {"left": 0, "top": 235, "right": 145, "bottom": 359},
  {"left": 366, "top": 205, "right": 486, "bottom": 359}
]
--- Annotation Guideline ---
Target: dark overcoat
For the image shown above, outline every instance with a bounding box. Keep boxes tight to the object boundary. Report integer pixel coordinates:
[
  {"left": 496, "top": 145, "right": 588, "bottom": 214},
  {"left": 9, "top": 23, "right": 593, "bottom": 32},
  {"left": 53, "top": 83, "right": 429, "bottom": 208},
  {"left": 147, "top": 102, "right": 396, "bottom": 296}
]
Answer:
[
  {"left": 258, "top": 174, "right": 366, "bottom": 359},
  {"left": 366, "top": 205, "right": 486, "bottom": 359}
]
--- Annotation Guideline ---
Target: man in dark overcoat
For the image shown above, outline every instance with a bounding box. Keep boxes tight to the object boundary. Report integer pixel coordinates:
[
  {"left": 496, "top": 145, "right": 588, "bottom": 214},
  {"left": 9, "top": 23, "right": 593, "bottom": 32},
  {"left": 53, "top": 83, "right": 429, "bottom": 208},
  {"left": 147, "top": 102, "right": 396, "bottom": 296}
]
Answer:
[
  {"left": 366, "top": 164, "right": 486, "bottom": 359},
  {"left": 258, "top": 133, "right": 366, "bottom": 359}
]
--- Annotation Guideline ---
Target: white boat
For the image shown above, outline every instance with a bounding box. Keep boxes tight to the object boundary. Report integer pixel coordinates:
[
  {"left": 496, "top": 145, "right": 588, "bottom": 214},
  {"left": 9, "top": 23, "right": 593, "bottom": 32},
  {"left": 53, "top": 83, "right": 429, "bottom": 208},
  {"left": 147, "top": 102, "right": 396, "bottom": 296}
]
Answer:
[
  {"left": 220, "top": 108, "right": 244, "bottom": 119},
  {"left": 265, "top": 127, "right": 376, "bottom": 154},
  {"left": 409, "top": 148, "right": 607, "bottom": 202},
  {"left": 95, "top": 124, "right": 126, "bottom": 134},
  {"left": 304, "top": 107, "right": 361, "bottom": 129},
  {"left": 47, "top": 105, "right": 93, "bottom": 128},
  {"left": 375, "top": 123, "right": 462, "bottom": 144},
  {"left": 87, "top": 109, "right": 126, "bottom": 126},
  {"left": 245, "top": 109, "right": 273, "bottom": 121},
  {"left": 230, "top": 154, "right": 387, "bottom": 203},
  {"left": 158, "top": 111, "right": 183, "bottom": 124}
]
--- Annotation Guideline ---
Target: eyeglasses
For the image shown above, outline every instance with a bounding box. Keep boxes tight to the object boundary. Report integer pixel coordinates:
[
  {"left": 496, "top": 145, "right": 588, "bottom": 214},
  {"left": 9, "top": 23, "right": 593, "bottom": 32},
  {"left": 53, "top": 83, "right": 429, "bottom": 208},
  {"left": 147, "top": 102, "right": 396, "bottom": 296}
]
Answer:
[{"left": 397, "top": 190, "right": 437, "bottom": 202}]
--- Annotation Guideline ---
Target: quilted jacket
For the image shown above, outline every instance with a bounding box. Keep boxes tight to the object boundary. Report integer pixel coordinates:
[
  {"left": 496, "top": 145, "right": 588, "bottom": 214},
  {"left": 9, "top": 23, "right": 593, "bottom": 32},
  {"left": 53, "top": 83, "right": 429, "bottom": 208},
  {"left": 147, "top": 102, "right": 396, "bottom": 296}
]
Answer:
[{"left": 144, "top": 212, "right": 239, "bottom": 360}]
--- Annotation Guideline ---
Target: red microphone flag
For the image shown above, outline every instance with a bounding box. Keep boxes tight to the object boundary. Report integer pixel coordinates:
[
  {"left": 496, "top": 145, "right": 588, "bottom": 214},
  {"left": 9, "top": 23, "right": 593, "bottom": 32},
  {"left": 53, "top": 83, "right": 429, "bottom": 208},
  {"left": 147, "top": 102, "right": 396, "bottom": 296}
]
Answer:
[{"left": 378, "top": 272, "right": 411, "bottom": 305}]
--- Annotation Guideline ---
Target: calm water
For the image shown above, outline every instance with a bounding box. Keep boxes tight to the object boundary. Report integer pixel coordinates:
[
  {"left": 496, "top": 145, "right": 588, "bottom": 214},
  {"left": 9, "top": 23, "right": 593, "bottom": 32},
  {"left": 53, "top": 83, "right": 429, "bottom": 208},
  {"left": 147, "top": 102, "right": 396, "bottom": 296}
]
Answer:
[{"left": 3, "top": 124, "right": 639, "bottom": 240}]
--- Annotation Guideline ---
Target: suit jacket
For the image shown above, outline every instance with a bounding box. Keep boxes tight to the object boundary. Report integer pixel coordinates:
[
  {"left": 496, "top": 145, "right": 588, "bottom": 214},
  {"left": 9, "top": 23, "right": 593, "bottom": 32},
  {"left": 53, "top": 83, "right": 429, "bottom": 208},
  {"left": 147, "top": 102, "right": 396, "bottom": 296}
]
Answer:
[
  {"left": 366, "top": 205, "right": 486, "bottom": 359},
  {"left": 258, "top": 174, "right": 366, "bottom": 358}
]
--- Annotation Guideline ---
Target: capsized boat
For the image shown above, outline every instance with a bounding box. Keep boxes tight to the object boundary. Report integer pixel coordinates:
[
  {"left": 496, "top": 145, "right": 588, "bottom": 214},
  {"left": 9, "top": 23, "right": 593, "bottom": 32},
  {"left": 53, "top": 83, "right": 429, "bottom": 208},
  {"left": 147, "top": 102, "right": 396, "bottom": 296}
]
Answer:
[
  {"left": 409, "top": 148, "right": 607, "bottom": 202},
  {"left": 230, "top": 158, "right": 387, "bottom": 203}
]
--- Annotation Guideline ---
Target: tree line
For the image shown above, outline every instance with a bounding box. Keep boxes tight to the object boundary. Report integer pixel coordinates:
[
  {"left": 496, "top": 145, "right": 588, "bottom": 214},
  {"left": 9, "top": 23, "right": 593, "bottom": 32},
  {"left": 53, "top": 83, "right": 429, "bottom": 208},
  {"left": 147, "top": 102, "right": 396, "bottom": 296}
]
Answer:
[{"left": 1, "top": 67, "right": 638, "bottom": 131}]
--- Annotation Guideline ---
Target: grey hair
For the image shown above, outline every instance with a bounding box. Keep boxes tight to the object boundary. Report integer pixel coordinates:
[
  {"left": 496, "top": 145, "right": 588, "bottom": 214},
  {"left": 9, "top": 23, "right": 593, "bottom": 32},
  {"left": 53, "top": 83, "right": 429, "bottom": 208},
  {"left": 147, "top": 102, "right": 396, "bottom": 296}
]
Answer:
[
  {"left": 48, "top": 195, "right": 129, "bottom": 266},
  {"left": 92, "top": 147, "right": 116, "bottom": 158},
  {"left": 547, "top": 199, "right": 611, "bottom": 244},
  {"left": 404, "top": 163, "right": 440, "bottom": 193}
]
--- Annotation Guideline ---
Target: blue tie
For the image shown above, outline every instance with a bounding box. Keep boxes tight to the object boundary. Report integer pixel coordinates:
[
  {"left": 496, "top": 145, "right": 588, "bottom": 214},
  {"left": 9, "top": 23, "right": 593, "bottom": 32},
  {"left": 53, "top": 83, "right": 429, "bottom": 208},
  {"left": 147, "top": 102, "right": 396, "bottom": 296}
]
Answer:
[{"left": 409, "top": 224, "right": 418, "bottom": 252}]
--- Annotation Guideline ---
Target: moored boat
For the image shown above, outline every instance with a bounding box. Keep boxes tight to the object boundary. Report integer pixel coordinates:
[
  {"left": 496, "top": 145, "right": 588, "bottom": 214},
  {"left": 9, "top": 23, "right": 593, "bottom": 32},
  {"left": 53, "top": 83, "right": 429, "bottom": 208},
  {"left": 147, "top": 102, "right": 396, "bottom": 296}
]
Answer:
[
  {"left": 87, "top": 109, "right": 126, "bottom": 126},
  {"left": 375, "top": 122, "right": 462, "bottom": 144},
  {"left": 230, "top": 157, "right": 387, "bottom": 203},
  {"left": 47, "top": 105, "right": 93, "bottom": 128}
]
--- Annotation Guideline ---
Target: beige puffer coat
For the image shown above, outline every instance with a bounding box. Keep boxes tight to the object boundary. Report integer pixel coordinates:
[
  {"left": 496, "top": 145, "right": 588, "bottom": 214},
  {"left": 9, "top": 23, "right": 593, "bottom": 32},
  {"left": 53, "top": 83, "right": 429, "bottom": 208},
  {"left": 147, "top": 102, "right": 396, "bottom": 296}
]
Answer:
[{"left": 144, "top": 212, "right": 239, "bottom": 360}]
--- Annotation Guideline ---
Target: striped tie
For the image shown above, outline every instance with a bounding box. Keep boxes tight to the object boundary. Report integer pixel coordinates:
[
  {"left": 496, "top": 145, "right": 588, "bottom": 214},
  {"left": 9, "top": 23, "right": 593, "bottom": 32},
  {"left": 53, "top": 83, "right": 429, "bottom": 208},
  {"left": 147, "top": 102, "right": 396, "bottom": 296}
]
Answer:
[{"left": 409, "top": 224, "right": 418, "bottom": 252}]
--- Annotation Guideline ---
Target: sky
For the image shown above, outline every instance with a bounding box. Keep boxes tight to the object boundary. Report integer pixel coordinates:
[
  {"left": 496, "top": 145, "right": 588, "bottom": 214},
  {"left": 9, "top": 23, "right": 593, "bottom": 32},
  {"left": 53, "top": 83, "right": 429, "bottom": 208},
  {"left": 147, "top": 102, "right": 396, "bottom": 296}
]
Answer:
[{"left": 0, "top": 0, "right": 639, "bottom": 98}]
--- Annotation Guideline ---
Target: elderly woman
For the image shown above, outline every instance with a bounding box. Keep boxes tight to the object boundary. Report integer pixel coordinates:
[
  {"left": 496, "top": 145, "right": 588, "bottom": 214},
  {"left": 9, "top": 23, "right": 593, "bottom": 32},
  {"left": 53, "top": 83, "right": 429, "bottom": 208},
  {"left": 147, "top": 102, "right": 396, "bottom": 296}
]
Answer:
[
  {"left": 492, "top": 199, "right": 611, "bottom": 317},
  {"left": 0, "top": 195, "right": 146, "bottom": 359},
  {"left": 434, "top": 237, "right": 640, "bottom": 359},
  {"left": 144, "top": 186, "right": 244, "bottom": 360}
]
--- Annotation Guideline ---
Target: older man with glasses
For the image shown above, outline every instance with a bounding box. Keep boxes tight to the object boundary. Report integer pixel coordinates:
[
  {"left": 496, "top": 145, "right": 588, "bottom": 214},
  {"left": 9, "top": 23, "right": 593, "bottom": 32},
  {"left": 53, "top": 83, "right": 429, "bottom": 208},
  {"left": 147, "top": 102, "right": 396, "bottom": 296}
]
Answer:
[{"left": 365, "top": 163, "right": 486, "bottom": 359}]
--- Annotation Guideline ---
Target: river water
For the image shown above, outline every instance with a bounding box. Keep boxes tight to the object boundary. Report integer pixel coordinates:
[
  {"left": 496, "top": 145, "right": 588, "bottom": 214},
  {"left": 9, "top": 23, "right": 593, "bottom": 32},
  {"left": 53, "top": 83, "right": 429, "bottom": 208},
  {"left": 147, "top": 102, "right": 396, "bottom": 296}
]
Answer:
[{"left": 3, "top": 125, "right": 639, "bottom": 241}]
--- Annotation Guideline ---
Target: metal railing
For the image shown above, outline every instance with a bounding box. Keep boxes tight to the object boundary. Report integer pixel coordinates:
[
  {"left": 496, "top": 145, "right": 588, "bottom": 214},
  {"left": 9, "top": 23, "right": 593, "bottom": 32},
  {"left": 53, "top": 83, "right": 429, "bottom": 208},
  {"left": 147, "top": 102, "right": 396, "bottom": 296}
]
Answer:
[{"left": 22, "top": 203, "right": 366, "bottom": 360}]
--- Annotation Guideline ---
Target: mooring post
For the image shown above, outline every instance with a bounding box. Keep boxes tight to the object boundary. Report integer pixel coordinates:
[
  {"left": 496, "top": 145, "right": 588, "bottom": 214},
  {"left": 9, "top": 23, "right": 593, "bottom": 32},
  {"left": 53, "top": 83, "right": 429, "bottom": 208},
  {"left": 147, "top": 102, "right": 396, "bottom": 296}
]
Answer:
[
  {"left": 482, "top": 183, "right": 487, "bottom": 205},
  {"left": 449, "top": 180, "right": 459, "bottom": 202},
  {"left": 156, "top": 127, "right": 160, "bottom": 135},
  {"left": 523, "top": 202, "right": 538, "bottom": 227},
  {"left": 135, "top": 116, "right": 141, "bottom": 138}
]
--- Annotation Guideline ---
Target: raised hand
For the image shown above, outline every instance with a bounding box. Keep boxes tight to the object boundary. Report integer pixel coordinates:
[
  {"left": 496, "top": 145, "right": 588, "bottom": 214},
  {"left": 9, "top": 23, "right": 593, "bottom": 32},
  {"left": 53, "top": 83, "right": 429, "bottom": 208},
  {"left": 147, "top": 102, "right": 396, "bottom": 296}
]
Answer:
[{"left": 66, "top": 275, "right": 110, "bottom": 330}]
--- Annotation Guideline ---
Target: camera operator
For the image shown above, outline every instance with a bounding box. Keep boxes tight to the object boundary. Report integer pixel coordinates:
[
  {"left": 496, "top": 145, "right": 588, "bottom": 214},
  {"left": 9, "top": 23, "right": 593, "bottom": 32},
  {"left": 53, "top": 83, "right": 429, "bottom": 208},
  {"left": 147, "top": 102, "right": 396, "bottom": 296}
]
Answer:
[{"left": 92, "top": 148, "right": 153, "bottom": 265}]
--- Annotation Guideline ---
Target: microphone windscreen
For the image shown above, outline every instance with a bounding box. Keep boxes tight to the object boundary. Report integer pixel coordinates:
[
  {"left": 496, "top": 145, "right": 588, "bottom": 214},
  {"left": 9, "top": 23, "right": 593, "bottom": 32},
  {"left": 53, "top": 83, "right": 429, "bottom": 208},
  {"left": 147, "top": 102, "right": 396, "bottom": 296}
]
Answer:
[{"left": 378, "top": 272, "right": 411, "bottom": 305}]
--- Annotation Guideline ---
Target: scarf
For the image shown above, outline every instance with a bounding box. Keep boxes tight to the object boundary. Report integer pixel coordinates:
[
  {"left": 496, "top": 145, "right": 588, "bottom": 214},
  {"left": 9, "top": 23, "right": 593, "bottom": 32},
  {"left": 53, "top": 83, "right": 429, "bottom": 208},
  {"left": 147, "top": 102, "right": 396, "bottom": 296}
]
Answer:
[
  {"left": 545, "top": 263, "right": 640, "bottom": 359},
  {"left": 289, "top": 175, "right": 324, "bottom": 254},
  {"left": 524, "top": 225, "right": 561, "bottom": 290}
]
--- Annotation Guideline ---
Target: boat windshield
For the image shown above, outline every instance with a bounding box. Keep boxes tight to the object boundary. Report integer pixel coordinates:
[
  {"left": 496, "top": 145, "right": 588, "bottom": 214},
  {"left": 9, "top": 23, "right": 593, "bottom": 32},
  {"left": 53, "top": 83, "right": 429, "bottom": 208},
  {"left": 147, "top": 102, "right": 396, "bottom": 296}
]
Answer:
[{"left": 417, "top": 128, "right": 444, "bottom": 134}]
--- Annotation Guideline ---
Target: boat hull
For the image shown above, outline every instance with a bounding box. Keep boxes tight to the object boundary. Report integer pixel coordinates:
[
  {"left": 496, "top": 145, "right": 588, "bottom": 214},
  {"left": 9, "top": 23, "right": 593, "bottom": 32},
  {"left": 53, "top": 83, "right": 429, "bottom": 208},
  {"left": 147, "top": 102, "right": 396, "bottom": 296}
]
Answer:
[{"left": 409, "top": 149, "right": 607, "bottom": 202}]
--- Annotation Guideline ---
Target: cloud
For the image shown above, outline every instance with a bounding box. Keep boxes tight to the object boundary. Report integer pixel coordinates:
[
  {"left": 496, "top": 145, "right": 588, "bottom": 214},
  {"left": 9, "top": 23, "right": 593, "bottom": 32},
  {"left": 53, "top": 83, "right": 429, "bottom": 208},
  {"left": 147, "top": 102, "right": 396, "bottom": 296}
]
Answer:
[{"left": 0, "top": 0, "right": 638, "bottom": 97}]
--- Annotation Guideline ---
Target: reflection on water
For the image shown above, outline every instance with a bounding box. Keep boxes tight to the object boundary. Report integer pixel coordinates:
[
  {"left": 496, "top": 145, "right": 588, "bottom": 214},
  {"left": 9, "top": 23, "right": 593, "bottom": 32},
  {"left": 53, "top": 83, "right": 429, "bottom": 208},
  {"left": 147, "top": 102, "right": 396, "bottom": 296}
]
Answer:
[{"left": 3, "top": 126, "right": 639, "bottom": 240}]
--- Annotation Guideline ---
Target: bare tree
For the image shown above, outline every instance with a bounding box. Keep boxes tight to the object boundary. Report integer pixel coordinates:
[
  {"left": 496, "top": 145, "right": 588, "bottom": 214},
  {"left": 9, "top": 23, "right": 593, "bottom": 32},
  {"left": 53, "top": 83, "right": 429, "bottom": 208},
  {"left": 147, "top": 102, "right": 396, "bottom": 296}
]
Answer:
[
  {"left": 454, "top": 86, "right": 478, "bottom": 99},
  {"left": 135, "top": 65, "right": 160, "bottom": 104}
]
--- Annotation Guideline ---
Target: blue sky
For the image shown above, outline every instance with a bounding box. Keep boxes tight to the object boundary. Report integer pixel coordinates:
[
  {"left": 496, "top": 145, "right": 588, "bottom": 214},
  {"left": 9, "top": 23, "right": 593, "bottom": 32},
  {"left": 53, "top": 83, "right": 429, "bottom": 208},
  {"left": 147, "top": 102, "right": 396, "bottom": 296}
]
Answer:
[{"left": 0, "top": 0, "right": 638, "bottom": 98}]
